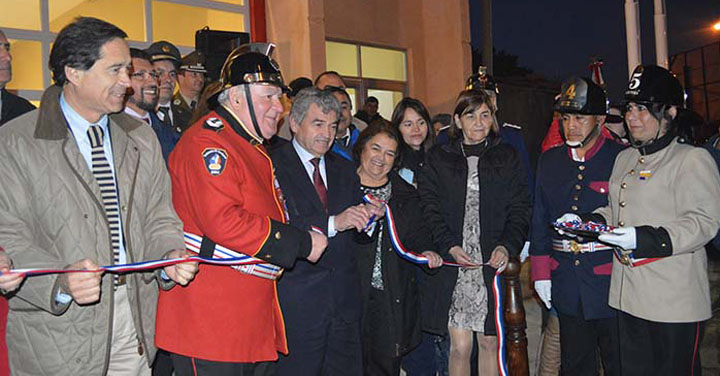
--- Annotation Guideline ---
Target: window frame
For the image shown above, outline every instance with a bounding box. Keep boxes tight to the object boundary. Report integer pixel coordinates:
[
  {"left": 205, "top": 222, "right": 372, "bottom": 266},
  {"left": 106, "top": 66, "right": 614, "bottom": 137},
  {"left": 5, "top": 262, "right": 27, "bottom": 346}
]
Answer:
[
  {"left": 3, "top": 0, "right": 249, "bottom": 102},
  {"left": 325, "top": 38, "right": 408, "bottom": 113}
]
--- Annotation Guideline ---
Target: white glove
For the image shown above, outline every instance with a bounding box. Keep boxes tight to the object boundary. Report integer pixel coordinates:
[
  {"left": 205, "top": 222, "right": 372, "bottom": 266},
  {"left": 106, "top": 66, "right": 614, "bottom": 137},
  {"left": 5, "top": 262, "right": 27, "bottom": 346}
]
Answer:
[
  {"left": 534, "top": 280, "right": 552, "bottom": 309},
  {"left": 598, "top": 227, "right": 637, "bottom": 250},
  {"left": 554, "top": 213, "right": 581, "bottom": 237},
  {"left": 519, "top": 241, "right": 530, "bottom": 263}
]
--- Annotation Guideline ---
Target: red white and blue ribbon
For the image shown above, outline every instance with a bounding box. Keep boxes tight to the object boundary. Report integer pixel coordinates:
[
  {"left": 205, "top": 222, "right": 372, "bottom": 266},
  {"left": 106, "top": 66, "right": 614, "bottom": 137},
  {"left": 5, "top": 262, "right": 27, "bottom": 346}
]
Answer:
[
  {"left": 363, "top": 193, "right": 508, "bottom": 375},
  {"left": 7, "top": 255, "right": 260, "bottom": 277},
  {"left": 493, "top": 269, "right": 508, "bottom": 376},
  {"left": 184, "top": 232, "right": 282, "bottom": 280},
  {"left": 364, "top": 194, "right": 478, "bottom": 268}
]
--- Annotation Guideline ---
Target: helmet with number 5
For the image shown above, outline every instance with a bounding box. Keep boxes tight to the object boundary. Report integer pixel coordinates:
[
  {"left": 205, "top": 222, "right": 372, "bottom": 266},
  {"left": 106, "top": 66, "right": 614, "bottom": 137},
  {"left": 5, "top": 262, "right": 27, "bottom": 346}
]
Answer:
[{"left": 624, "top": 65, "right": 684, "bottom": 107}]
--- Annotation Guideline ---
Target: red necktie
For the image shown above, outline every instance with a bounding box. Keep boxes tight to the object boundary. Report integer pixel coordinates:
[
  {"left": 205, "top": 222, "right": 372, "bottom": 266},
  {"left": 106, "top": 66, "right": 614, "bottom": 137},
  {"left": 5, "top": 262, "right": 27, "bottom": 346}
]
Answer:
[{"left": 310, "top": 158, "right": 328, "bottom": 212}]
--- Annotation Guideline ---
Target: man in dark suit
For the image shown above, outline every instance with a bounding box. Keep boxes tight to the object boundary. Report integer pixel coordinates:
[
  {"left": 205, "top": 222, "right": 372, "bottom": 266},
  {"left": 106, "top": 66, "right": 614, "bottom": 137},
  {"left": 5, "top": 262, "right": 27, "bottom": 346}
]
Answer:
[
  {"left": 272, "top": 87, "right": 378, "bottom": 376},
  {"left": 0, "top": 30, "right": 35, "bottom": 126},
  {"left": 124, "top": 48, "right": 179, "bottom": 163},
  {"left": 145, "top": 41, "right": 188, "bottom": 135}
]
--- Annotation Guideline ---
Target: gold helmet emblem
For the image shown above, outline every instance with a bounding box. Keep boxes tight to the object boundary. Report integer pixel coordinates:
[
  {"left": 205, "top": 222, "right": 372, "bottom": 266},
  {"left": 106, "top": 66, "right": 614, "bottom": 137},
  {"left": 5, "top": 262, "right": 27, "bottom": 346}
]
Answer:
[{"left": 565, "top": 84, "right": 576, "bottom": 100}]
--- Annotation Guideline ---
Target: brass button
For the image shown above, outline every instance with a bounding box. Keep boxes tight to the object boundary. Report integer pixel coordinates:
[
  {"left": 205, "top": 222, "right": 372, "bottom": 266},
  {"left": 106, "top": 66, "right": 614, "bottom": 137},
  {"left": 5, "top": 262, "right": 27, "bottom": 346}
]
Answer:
[
  {"left": 274, "top": 231, "right": 282, "bottom": 240},
  {"left": 629, "top": 170, "right": 636, "bottom": 175},
  {"left": 570, "top": 241, "right": 581, "bottom": 253},
  {"left": 620, "top": 254, "right": 631, "bottom": 265},
  {"left": 265, "top": 254, "right": 272, "bottom": 259},
  {"left": 619, "top": 201, "right": 626, "bottom": 207},
  {"left": 621, "top": 182, "right": 627, "bottom": 189},
  {"left": 619, "top": 221, "right": 625, "bottom": 226},
  {"left": 639, "top": 157, "right": 645, "bottom": 164},
  {"left": 661, "top": 243, "right": 666, "bottom": 247},
  {"left": 121, "top": 205, "right": 127, "bottom": 211},
  {"left": 574, "top": 260, "right": 580, "bottom": 266},
  {"left": 571, "top": 205, "right": 578, "bottom": 211},
  {"left": 578, "top": 165, "right": 586, "bottom": 171},
  {"left": 577, "top": 174, "right": 584, "bottom": 180},
  {"left": 575, "top": 184, "right": 582, "bottom": 190},
  {"left": 573, "top": 195, "right": 579, "bottom": 201}
]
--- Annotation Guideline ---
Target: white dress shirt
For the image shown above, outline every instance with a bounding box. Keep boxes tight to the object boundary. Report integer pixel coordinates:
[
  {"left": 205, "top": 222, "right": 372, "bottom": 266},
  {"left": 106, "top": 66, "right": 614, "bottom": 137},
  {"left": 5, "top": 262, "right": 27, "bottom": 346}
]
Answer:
[{"left": 291, "top": 139, "right": 339, "bottom": 237}]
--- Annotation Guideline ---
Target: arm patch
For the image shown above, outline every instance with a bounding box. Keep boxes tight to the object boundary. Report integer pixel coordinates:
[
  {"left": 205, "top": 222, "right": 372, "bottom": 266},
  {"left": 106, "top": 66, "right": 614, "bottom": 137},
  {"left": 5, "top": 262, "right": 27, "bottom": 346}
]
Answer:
[
  {"left": 204, "top": 117, "right": 225, "bottom": 131},
  {"left": 202, "top": 148, "right": 228, "bottom": 176}
]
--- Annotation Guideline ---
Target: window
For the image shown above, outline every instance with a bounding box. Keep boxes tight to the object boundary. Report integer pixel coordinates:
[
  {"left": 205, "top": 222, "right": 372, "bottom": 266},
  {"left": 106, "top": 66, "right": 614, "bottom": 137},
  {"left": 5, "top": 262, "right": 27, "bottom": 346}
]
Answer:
[
  {"left": 325, "top": 40, "right": 407, "bottom": 120},
  {"left": 325, "top": 41, "right": 358, "bottom": 77},
  {"left": 360, "top": 46, "right": 406, "bottom": 82},
  {"left": 3, "top": 0, "right": 249, "bottom": 102},
  {"left": 49, "top": 0, "right": 147, "bottom": 41},
  {"left": 5, "top": 40, "right": 43, "bottom": 92},
  {"left": 152, "top": 1, "right": 245, "bottom": 47},
  {"left": 1, "top": 0, "right": 42, "bottom": 30},
  {"left": 367, "top": 89, "right": 404, "bottom": 121}
]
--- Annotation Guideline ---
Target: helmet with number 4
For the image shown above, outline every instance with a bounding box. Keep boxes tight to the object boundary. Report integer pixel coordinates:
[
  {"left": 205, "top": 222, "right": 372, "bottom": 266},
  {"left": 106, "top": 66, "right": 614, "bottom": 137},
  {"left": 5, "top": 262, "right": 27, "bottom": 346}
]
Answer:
[{"left": 555, "top": 76, "right": 607, "bottom": 115}]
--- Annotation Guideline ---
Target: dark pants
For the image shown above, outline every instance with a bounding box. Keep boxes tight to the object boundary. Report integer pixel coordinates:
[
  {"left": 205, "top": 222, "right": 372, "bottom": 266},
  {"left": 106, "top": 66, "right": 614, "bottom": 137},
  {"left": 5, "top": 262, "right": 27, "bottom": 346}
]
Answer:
[
  {"left": 151, "top": 349, "right": 174, "bottom": 376},
  {"left": 276, "top": 313, "right": 362, "bottom": 376},
  {"left": 401, "top": 332, "right": 450, "bottom": 376},
  {"left": 618, "top": 311, "right": 704, "bottom": 376},
  {"left": 557, "top": 310, "right": 619, "bottom": 376},
  {"left": 170, "top": 353, "right": 275, "bottom": 376}
]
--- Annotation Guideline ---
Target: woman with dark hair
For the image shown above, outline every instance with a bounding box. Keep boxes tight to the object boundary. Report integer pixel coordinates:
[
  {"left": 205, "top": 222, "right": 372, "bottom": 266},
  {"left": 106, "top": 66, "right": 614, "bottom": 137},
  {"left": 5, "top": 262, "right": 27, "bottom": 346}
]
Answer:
[
  {"left": 418, "top": 89, "right": 530, "bottom": 376},
  {"left": 352, "top": 123, "right": 442, "bottom": 375},
  {"left": 390, "top": 97, "right": 435, "bottom": 186},
  {"left": 566, "top": 65, "right": 720, "bottom": 375}
]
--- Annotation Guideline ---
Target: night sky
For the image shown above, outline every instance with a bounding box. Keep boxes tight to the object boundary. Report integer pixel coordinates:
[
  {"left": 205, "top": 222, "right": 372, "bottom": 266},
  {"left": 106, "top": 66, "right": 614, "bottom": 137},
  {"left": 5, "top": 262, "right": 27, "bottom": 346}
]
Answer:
[{"left": 470, "top": 0, "right": 720, "bottom": 102}]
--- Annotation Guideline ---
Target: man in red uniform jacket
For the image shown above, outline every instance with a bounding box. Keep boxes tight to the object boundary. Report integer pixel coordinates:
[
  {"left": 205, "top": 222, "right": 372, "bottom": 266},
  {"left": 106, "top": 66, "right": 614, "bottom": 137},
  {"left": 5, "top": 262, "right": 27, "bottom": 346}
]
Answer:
[{"left": 155, "top": 43, "right": 328, "bottom": 375}]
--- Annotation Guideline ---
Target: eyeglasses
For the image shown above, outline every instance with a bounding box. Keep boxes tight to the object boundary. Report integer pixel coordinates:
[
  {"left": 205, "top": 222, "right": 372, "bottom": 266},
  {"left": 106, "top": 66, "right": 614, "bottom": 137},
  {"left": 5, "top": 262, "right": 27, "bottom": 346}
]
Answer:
[
  {"left": 157, "top": 70, "right": 177, "bottom": 80},
  {"left": 130, "top": 71, "right": 160, "bottom": 80}
]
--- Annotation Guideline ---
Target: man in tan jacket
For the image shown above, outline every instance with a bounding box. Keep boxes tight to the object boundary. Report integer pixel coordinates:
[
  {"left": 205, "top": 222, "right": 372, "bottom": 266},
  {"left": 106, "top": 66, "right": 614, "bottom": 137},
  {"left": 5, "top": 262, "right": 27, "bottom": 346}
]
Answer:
[
  {"left": 561, "top": 65, "right": 720, "bottom": 375},
  {"left": 0, "top": 17, "right": 197, "bottom": 375}
]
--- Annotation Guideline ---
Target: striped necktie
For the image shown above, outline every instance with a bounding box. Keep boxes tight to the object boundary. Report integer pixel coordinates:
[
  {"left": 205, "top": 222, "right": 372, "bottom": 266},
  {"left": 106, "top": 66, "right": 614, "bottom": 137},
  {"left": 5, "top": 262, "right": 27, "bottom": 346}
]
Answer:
[{"left": 87, "top": 125, "right": 122, "bottom": 287}]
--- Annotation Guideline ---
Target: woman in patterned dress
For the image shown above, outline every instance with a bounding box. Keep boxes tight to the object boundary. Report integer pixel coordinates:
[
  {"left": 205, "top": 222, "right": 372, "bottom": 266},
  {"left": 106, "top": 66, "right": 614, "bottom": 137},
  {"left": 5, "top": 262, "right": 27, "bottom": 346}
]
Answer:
[{"left": 418, "top": 89, "right": 530, "bottom": 376}]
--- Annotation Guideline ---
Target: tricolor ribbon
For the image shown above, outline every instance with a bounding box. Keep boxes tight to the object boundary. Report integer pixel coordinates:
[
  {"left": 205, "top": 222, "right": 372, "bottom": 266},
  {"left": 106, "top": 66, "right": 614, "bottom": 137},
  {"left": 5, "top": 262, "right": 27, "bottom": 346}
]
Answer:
[
  {"left": 362, "top": 193, "right": 508, "bottom": 375},
  {"left": 364, "top": 194, "right": 480, "bottom": 268},
  {"left": 184, "top": 232, "right": 282, "bottom": 280},
  {"left": 612, "top": 249, "right": 661, "bottom": 267},
  {"left": 493, "top": 270, "right": 508, "bottom": 376},
  {"left": 8, "top": 255, "right": 260, "bottom": 277}
]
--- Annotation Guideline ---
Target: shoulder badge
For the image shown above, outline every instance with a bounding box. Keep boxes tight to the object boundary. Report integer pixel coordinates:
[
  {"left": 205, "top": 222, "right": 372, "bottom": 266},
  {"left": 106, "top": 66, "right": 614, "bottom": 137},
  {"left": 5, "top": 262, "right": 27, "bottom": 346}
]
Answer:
[
  {"left": 202, "top": 148, "right": 228, "bottom": 176},
  {"left": 204, "top": 117, "right": 225, "bottom": 131}
]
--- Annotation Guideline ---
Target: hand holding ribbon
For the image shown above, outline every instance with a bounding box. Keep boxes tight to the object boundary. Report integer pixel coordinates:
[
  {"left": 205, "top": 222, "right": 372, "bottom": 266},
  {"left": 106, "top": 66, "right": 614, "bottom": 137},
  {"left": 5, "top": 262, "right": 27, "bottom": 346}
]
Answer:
[
  {"left": 0, "top": 252, "right": 23, "bottom": 294},
  {"left": 162, "top": 249, "right": 198, "bottom": 286},
  {"left": 58, "top": 258, "right": 103, "bottom": 305},
  {"left": 489, "top": 245, "right": 510, "bottom": 273},
  {"left": 449, "top": 246, "right": 479, "bottom": 267}
]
